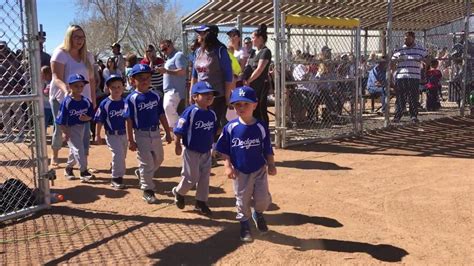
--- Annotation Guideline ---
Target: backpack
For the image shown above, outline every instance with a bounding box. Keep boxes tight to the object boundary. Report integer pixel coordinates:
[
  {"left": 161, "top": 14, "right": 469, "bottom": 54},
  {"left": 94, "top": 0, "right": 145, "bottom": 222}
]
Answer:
[{"left": 0, "top": 178, "right": 37, "bottom": 214}]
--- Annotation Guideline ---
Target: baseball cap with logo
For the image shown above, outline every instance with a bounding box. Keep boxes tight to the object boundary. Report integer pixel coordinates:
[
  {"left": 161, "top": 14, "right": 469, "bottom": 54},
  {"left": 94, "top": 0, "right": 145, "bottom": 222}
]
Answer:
[
  {"left": 130, "top": 64, "right": 152, "bottom": 77},
  {"left": 195, "top": 24, "right": 219, "bottom": 35},
  {"left": 230, "top": 86, "right": 257, "bottom": 104},
  {"left": 67, "top": 74, "right": 89, "bottom": 85},
  {"left": 191, "top": 81, "right": 217, "bottom": 95},
  {"left": 105, "top": 74, "right": 123, "bottom": 86}
]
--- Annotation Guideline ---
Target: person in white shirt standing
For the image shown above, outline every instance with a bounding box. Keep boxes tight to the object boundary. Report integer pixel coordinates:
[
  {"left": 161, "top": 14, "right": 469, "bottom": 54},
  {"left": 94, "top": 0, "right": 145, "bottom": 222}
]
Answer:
[
  {"left": 392, "top": 31, "right": 428, "bottom": 123},
  {"left": 156, "top": 40, "right": 188, "bottom": 133}
]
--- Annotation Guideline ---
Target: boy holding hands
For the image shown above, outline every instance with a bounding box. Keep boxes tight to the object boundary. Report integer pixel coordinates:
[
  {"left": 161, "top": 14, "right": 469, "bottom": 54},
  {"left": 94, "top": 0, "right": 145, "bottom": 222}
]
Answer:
[
  {"left": 172, "top": 81, "right": 218, "bottom": 215},
  {"left": 125, "top": 64, "right": 172, "bottom": 204},
  {"left": 216, "top": 86, "right": 277, "bottom": 242},
  {"left": 56, "top": 74, "right": 95, "bottom": 181},
  {"left": 94, "top": 74, "right": 128, "bottom": 189}
]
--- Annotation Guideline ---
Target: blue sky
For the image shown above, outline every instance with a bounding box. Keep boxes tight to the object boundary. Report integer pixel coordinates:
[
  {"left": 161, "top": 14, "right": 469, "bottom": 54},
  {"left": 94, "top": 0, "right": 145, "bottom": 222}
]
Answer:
[{"left": 37, "top": 0, "right": 206, "bottom": 54}]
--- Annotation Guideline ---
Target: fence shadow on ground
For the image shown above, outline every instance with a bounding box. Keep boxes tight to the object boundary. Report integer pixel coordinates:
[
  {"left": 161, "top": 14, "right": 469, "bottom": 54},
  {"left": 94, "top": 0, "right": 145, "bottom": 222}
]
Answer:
[
  {"left": 0, "top": 205, "right": 407, "bottom": 264},
  {"left": 288, "top": 116, "right": 474, "bottom": 159}
]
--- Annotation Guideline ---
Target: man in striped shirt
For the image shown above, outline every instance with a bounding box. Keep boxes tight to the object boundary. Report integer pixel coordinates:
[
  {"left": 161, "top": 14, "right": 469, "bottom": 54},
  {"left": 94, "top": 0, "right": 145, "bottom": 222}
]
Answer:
[{"left": 392, "top": 31, "right": 428, "bottom": 123}]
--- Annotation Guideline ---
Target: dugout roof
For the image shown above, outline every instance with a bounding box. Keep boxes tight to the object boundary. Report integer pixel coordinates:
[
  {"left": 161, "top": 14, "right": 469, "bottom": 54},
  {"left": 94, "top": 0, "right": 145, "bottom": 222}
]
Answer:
[{"left": 182, "top": 0, "right": 473, "bottom": 30}]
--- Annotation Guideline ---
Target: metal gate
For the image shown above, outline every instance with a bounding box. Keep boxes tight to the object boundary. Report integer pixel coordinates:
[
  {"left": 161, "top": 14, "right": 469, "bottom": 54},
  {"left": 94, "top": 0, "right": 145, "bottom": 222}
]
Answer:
[
  {"left": 0, "top": 0, "right": 50, "bottom": 222},
  {"left": 277, "top": 14, "right": 362, "bottom": 148}
]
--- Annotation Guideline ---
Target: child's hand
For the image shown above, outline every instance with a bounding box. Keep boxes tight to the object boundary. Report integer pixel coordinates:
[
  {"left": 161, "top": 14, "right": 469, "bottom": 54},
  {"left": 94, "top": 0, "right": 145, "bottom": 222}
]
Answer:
[
  {"left": 165, "top": 132, "right": 172, "bottom": 144},
  {"left": 175, "top": 143, "right": 182, "bottom": 156},
  {"left": 128, "top": 140, "right": 137, "bottom": 151},
  {"left": 267, "top": 164, "right": 277, "bottom": 176},
  {"left": 95, "top": 136, "right": 105, "bottom": 145},
  {"left": 79, "top": 114, "right": 91, "bottom": 121},
  {"left": 225, "top": 165, "right": 235, "bottom": 179}
]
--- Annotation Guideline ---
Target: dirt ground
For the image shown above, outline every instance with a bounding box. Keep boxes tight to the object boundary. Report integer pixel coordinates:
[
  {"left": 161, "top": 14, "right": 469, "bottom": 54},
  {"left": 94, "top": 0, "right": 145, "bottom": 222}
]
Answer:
[{"left": 1, "top": 116, "right": 473, "bottom": 265}]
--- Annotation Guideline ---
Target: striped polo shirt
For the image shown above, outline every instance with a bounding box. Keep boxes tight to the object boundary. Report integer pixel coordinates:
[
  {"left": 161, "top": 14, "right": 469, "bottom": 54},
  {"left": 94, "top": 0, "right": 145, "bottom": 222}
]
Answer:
[{"left": 392, "top": 43, "right": 427, "bottom": 80}]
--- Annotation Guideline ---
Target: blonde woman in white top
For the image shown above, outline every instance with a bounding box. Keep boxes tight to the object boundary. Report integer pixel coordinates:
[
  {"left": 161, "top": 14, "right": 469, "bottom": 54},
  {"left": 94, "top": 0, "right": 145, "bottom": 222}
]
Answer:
[{"left": 49, "top": 25, "right": 96, "bottom": 166}]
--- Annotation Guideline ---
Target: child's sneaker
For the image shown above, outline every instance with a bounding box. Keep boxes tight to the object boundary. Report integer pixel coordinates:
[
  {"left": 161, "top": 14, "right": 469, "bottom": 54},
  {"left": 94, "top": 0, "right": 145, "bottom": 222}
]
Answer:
[
  {"left": 252, "top": 211, "right": 269, "bottom": 233},
  {"left": 240, "top": 220, "right": 253, "bottom": 242},
  {"left": 142, "top": 190, "right": 158, "bottom": 204},
  {"left": 135, "top": 169, "right": 141, "bottom": 187},
  {"left": 194, "top": 200, "right": 212, "bottom": 216},
  {"left": 111, "top": 177, "right": 125, "bottom": 189},
  {"left": 172, "top": 187, "right": 185, "bottom": 209},
  {"left": 64, "top": 167, "right": 75, "bottom": 180},
  {"left": 80, "top": 170, "right": 95, "bottom": 182}
]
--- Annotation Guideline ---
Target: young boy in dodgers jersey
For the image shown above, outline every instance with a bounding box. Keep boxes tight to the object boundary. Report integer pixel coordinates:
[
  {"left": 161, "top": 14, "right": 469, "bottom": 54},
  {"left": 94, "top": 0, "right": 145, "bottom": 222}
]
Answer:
[
  {"left": 172, "top": 81, "right": 218, "bottom": 216},
  {"left": 56, "top": 74, "right": 95, "bottom": 182},
  {"left": 216, "top": 86, "right": 277, "bottom": 242},
  {"left": 94, "top": 74, "right": 128, "bottom": 189},
  {"left": 125, "top": 64, "right": 172, "bottom": 204}
]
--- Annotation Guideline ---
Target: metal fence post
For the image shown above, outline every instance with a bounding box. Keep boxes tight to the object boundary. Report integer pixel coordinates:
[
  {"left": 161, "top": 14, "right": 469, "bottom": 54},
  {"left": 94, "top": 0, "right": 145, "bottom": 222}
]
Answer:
[
  {"left": 460, "top": 0, "right": 471, "bottom": 116},
  {"left": 181, "top": 21, "right": 189, "bottom": 106},
  {"left": 25, "top": 0, "right": 50, "bottom": 207},
  {"left": 272, "top": 0, "right": 282, "bottom": 148},
  {"left": 355, "top": 26, "right": 362, "bottom": 134},
  {"left": 384, "top": 0, "right": 394, "bottom": 127}
]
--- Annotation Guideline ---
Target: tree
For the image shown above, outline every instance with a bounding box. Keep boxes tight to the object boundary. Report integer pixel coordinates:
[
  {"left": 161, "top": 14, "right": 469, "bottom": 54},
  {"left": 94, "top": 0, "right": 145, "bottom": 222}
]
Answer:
[{"left": 74, "top": 0, "right": 183, "bottom": 58}]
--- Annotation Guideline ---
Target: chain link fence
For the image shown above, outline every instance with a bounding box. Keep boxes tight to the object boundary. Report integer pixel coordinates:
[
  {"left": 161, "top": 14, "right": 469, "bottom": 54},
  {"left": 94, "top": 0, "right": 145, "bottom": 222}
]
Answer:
[
  {"left": 280, "top": 27, "right": 361, "bottom": 146},
  {"left": 362, "top": 24, "right": 472, "bottom": 132},
  {"left": 1, "top": 0, "right": 50, "bottom": 222}
]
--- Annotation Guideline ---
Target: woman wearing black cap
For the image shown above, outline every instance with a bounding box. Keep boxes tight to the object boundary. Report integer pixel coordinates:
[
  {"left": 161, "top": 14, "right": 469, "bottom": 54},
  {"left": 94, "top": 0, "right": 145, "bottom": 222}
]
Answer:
[
  {"left": 191, "top": 24, "right": 233, "bottom": 134},
  {"left": 244, "top": 24, "right": 272, "bottom": 124}
]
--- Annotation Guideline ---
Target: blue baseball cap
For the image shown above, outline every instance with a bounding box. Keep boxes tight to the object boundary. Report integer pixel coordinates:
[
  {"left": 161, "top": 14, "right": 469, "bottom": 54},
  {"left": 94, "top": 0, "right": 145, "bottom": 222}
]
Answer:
[
  {"left": 230, "top": 86, "right": 257, "bottom": 104},
  {"left": 195, "top": 25, "right": 210, "bottom": 32},
  {"left": 105, "top": 74, "right": 123, "bottom": 86},
  {"left": 67, "top": 74, "right": 89, "bottom": 85},
  {"left": 195, "top": 24, "right": 219, "bottom": 35},
  {"left": 130, "top": 64, "right": 152, "bottom": 77},
  {"left": 191, "top": 81, "right": 217, "bottom": 95}
]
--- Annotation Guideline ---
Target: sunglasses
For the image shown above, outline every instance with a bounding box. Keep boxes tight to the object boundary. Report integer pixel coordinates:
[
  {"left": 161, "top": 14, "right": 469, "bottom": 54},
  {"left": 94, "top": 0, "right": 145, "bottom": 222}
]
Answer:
[
  {"left": 160, "top": 46, "right": 169, "bottom": 52},
  {"left": 73, "top": 35, "right": 86, "bottom": 40}
]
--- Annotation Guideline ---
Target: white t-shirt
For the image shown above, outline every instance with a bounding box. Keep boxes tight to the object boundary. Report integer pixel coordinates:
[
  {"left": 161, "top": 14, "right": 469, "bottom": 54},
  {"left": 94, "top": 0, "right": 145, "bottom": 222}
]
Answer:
[
  {"left": 233, "top": 47, "right": 248, "bottom": 62},
  {"left": 49, "top": 48, "right": 94, "bottom": 102}
]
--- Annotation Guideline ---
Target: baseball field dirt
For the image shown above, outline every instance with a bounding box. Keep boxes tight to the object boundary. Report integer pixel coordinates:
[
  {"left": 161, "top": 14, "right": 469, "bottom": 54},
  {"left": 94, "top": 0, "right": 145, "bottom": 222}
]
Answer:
[{"left": 1, "top": 116, "right": 473, "bottom": 264}]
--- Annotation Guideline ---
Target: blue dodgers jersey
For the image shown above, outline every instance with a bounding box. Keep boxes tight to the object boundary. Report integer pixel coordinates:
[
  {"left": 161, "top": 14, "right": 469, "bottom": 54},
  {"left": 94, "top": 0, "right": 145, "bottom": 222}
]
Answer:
[
  {"left": 125, "top": 90, "right": 164, "bottom": 129},
  {"left": 94, "top": 97, "right": 128, "bottom": 131},
  {"left": 56, "top": 96, "right": 94, "bottom": 126},
  {"left": 173, "top": 105, "right": 217, "bottom": 153},
  {"left": 216, "top": 119, "right": 273, "bottom": 174}
]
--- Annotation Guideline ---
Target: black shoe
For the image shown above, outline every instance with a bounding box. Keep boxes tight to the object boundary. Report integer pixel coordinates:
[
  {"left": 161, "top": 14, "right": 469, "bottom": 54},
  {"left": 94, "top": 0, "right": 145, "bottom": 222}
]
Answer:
[
  {"left": 142, "top": 190, "right": 158, "bottom": 204},
  {"left": 252, "top": 211, "right": 269, "bottom": 233},
  {"left": 64, "top": 167, "right": 75, "bottom": 180},
  {"left": 240, "top": 220, "right": 253, "bottom": 242},
  {"left": 172, "top": 187, "right": 185, "bottom": 209},
  {"left": 111, "top": 177, "right": 125, "bottom": 189},
  {"left": 80, "top": 170, "right": 95, "bottom": 182},
  {"left": 135, "top": 169, "right": 141, "bottom": 187},
  {"left": 194, "top": 200, "right": 212, "bottom": 216}
]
